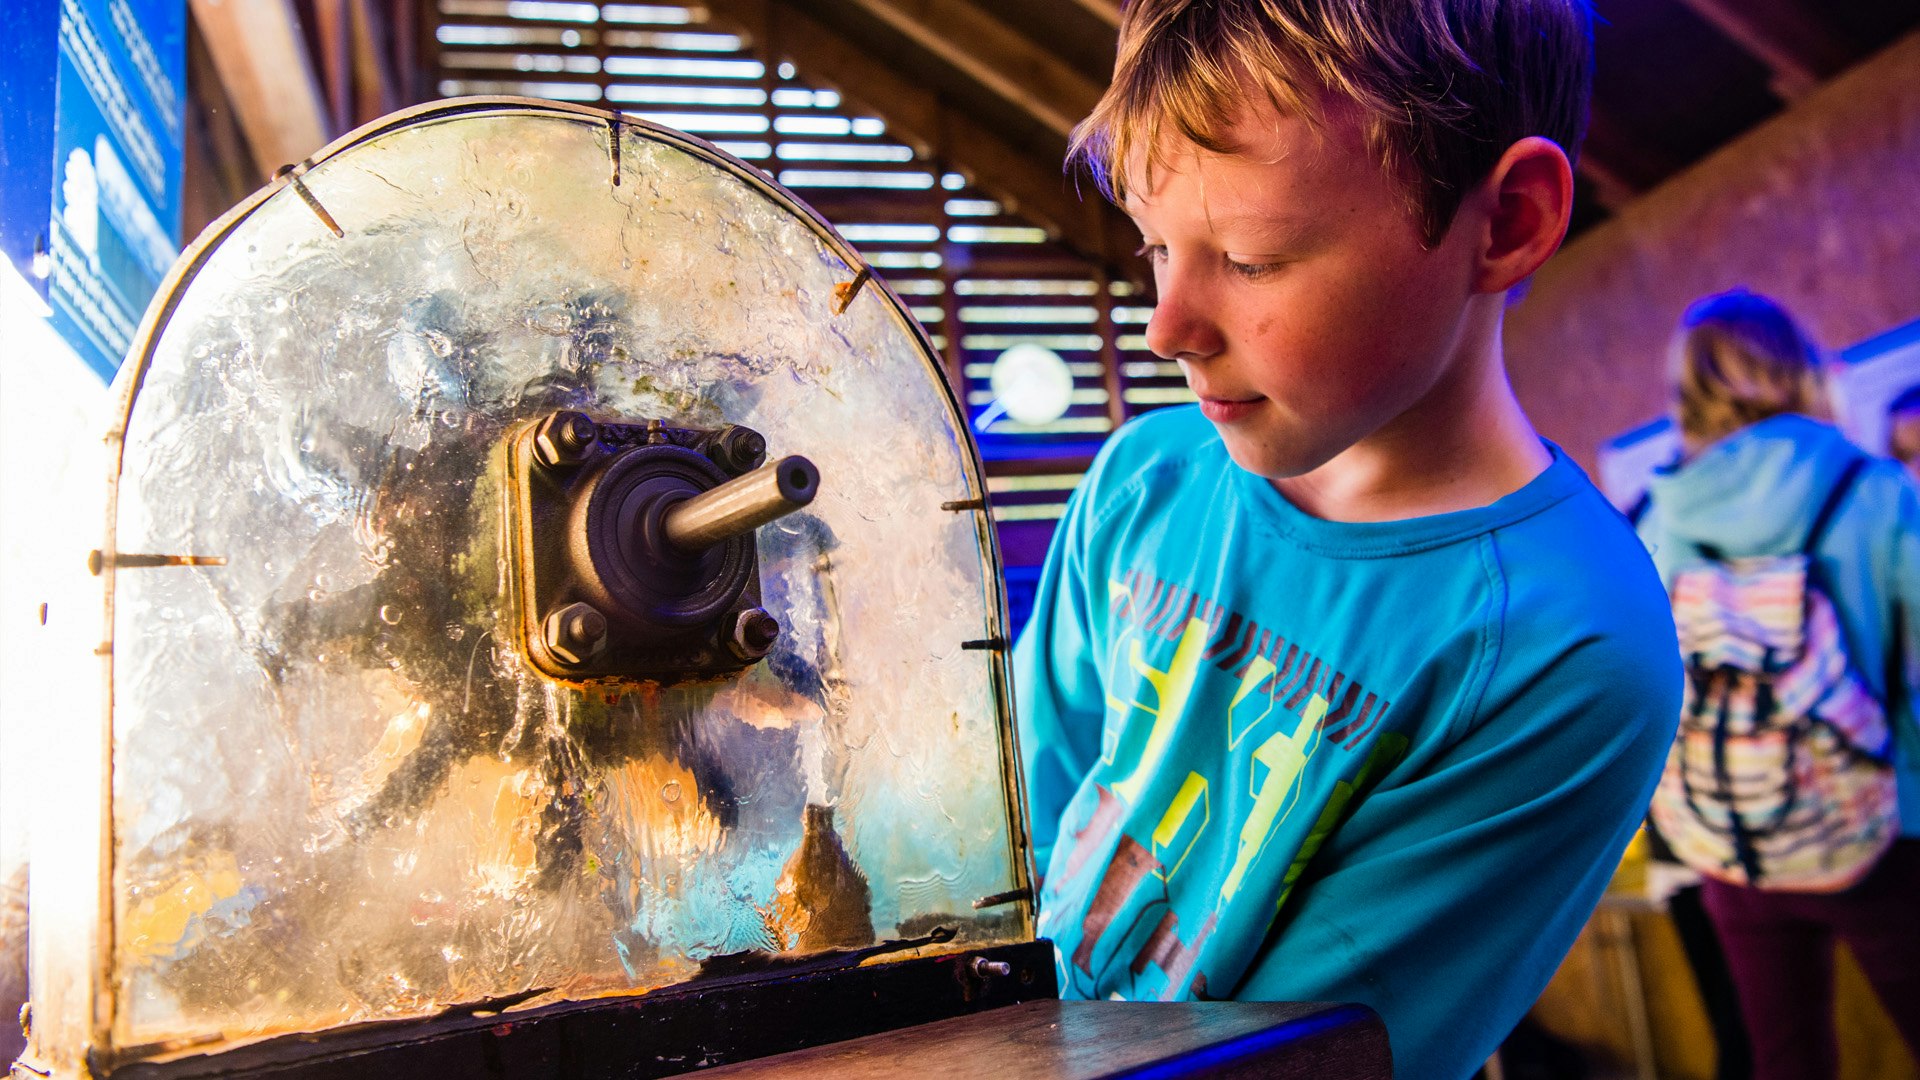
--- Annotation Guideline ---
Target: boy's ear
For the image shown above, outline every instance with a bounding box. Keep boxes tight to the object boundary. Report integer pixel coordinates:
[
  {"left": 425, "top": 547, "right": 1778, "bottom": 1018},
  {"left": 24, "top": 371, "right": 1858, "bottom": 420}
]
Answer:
[{"left": 1469, "top": 136, "right": 1574, "bottom": 295}]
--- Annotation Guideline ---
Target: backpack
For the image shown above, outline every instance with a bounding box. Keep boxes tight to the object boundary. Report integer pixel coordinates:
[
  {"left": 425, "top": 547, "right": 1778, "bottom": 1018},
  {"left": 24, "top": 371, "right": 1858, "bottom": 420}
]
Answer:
[{"left": 1646, "top": 458, "right": 1900, "bottom": 891}]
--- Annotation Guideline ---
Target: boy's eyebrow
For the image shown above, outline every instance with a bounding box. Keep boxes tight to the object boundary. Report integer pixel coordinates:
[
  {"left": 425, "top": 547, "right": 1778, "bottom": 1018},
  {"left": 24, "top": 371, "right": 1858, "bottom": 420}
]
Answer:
[
  {"left": 1128, "top": 207, "right": 1318, "bottom": 248},
  {"left": 1207, "top": 211, "right": 1313, "bottom": 240}
]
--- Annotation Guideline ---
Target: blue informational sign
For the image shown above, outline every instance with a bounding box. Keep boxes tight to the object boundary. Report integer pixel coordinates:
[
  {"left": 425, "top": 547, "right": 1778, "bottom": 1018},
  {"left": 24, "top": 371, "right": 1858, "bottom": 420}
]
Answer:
[
  {"left": 46, "top": 0, "right": 186, "bottom": 379},
  {"left": 0, "top": 3, "right": 62, "bottom": 299}
]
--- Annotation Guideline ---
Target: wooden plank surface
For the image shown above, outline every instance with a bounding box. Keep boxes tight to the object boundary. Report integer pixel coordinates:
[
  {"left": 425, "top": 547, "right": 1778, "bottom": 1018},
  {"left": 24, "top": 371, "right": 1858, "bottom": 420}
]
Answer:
[{"left": 696, "top": 999, "right": 1392, "bottom": 1079}]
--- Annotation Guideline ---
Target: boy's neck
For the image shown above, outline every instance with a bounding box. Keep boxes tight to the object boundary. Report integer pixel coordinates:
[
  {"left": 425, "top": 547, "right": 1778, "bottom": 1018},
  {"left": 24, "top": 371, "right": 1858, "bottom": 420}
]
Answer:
[{"left": 1269, "top": 297, "right": 1551, "bottom": 523}]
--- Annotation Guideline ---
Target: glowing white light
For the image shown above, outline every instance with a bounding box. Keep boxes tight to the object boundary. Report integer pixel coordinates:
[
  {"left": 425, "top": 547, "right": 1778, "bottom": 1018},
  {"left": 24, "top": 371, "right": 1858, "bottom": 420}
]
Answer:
[{"left": 989, "top": 344, "right": 1075, "bottom": 425}]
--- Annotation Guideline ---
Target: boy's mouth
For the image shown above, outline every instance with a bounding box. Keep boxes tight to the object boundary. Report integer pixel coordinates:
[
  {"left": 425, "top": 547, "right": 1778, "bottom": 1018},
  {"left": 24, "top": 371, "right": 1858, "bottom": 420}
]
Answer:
[{"left": 1196, "top": 393, "right": 1264, "bottom": 424}]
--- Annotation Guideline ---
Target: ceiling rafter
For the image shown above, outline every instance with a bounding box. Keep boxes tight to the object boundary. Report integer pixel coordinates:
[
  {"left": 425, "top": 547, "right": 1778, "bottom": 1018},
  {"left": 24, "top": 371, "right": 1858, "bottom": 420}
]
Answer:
[
  {"left": 823, "top": 0, "right": 1105, "bottom": 140},
  {"left": 1669, "top": 0, "right": 1858, "bottom": 101},
  {"left": 704, "top": 0, "right": 1139, "bottom": 273},
  {"left": 1576, "top": 102, "right": 1683, "bottom": 211},
  {"left": 1066, "top": 0, "right": 1119, "bottom": 30},
  {"left": 189, "top": 0, "right": 333, "bottom": 176}
]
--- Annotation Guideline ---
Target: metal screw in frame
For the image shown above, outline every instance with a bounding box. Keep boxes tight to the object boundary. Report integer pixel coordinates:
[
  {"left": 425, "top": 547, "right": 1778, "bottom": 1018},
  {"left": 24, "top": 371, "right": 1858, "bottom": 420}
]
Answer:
[
  {"left": 533, "top": 411, "right": 598, "bottom": 469},
  {"left": 273, "top": 163, "right": 345, "bottom": 238},
  {"left": 969, "top": 956, "right": 1013, "bottom": 978},
  {"left": 544, "top": 602, "right": 610, "bottom": 666},
  {"left": 727, "top": 608, "right": 780, "bottom": 661}
]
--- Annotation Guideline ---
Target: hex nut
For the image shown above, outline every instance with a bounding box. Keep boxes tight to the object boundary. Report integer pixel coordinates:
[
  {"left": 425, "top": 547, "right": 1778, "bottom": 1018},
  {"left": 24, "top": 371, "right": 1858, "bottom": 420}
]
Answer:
[
  {"left": 544, "top": 602, "right": 609, "bottom": 665},
  {"left": 710, "top": 425, "right": 767, "bottom": 475},
  {"left": 533, "top": 411, "right": 598, "bottom": 469},
  {"left": 728, "top": 608, "right": 780, "bottom": 660}
]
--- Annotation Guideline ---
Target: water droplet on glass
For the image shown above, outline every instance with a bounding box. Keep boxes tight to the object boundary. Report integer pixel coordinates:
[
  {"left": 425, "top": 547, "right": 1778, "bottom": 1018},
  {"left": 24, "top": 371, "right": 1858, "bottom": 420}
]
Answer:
[
  {"left": 307, "top": 587, "right": 327, "bottom": 602},
  {"left": 379, "top": 604, "right": 403, "bottom": 625},
  {"left": 661, "top": 780, "right": 682, "bottom": 804}
]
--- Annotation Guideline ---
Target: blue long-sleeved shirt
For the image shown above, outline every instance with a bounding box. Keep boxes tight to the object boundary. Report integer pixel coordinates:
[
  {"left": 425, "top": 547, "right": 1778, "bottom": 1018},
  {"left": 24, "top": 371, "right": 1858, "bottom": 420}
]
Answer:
[{"left": 1014, "top": 406, "right": 1681, "bottom": 1080}]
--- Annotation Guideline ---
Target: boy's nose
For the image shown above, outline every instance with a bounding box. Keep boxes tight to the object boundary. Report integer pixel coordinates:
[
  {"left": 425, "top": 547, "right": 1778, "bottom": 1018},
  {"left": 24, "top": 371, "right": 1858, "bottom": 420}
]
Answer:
[{"left": 1143, "top": 277, "right": 1225, "bottom": 363}]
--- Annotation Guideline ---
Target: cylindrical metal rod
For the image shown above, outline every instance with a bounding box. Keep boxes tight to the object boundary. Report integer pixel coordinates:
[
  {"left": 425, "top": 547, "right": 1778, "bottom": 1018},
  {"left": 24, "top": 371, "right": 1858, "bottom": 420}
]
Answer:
[{"left": 663, "top": 455, "right": 819, "bottom": 551}]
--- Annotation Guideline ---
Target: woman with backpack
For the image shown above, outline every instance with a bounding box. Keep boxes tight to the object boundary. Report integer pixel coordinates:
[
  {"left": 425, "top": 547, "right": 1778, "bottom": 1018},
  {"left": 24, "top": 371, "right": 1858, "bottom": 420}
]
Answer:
[{"left": 1634, "top": 289, "right": 1920, "bottom": 1079}]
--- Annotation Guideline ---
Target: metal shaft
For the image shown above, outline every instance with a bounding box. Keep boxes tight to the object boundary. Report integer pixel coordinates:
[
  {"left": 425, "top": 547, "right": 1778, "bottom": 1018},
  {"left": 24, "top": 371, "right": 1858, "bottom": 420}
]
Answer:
[{"left": 663, "top": 455, "right": 819, "bottom": 551}]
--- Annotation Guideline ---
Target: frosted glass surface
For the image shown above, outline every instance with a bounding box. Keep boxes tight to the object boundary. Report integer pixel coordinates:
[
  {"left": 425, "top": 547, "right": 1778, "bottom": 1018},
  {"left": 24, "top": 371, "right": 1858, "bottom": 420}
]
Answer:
[{"left": 108, "top": 108, "right": 1021, "bottom": 1051}]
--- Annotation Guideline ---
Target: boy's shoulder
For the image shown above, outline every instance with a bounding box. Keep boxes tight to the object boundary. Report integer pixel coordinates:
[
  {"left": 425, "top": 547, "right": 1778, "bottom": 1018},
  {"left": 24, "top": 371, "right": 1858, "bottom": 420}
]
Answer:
[
  {"left": 1079, "top": 404, "right": 1224, "bottom": 505},
  {"left": 1491, "top": 462, "right": 1679, "bottom": 689}
]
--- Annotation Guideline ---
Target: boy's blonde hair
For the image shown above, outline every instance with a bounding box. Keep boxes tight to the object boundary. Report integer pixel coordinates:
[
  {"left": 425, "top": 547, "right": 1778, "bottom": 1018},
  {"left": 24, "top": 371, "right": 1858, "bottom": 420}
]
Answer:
[
  {"left": 1069, "top": 0, "right": 1594, "bottom": 244},
  {"left": 1670, "top": 289, "right": 1828, "bottom": 449}
]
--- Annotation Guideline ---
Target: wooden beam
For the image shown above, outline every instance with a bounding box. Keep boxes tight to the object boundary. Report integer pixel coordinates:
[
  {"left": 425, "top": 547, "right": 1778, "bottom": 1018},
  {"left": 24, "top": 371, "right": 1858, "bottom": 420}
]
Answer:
[
  {"left": 1669, "top": 0, "right": 1858, "bottom": 101},
  {"left": 312, "top": 0, "right": 352, "bottom": 133},
  {"left": 826, "top": 0, "right": 1104, "bottom": 140},
  {"left": 707, "top": 0, "right": 1139, "bottom": 271},
  {"left": 1094, "top": 267, "right": 1127, "bottom": 429},
  {"left": 1574, "top": 157, "right": 1638, "bottom": 214},
  {"left": 189, "top": 0, "right": 333, "bottom": 176},
  {"left": 183, "top": 15, "right": 258, "bottom": 237},
  {"left": 350, "top": 0, "right": 402, "bottom": 123},
  {"left": 1066, "top": 0, "right": 1118, "bottom": 29},
  {"left": 1574, "top": 102, "right": 1681, "bottom": 210}
]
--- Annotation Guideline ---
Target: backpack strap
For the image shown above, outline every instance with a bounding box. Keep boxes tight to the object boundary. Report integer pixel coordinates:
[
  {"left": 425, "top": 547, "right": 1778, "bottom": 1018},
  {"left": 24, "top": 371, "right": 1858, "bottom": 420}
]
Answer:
[
  {"left": 1802, "top": 457, "right": 1869, "bottom": 556},
  {"left": 1626, "top": 490, "right": 1652, "bottom": 526}
]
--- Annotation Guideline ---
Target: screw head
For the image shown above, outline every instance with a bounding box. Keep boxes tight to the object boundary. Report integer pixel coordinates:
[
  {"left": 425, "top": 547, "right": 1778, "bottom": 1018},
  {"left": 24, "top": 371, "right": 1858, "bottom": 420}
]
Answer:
[
  {"left": 710, "top": 425, "right": 766, "bottom": 474},
  {"left": 544, "top": 602, "right": 609, "bottom": 665},
  {"left": 969, "top": 956, "right": 1013, "bottom": 978},
  {"left": 533, "top": 411, "right": 598, "bottom": 469},
  {"left": 728, "top": 608, "right": 780, "bottom": 660}
]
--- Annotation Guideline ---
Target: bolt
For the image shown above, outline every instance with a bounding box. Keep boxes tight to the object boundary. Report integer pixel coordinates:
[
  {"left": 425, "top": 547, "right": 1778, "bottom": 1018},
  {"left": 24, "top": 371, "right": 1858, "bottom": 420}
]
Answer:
[
  {"left": 543, "top": 602, "right": 609, "bottom": 665},
  {"left": 533, "top": 411, "right": 598, "bottom": 469},
  {"left": 710, "top": 425, "right": 767, "bottom": 475},
  {"left": 728, "top": 608, "right": 780, "bottom": 661},
  {"left": 970, "top": 957, "right": 1012, "bottom": 978}
]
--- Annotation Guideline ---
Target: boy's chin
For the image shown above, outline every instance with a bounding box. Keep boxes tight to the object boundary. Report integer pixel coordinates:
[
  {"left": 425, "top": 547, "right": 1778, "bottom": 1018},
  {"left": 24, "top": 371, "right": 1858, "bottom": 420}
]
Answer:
[{"left": 1214, "top": 429, "right": 1331, "bottom": 482}]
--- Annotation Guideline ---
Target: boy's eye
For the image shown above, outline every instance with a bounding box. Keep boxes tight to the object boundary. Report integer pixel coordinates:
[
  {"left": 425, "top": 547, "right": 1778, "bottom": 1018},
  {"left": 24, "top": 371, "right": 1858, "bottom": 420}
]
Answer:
[
  {"left": 1226, "top": 257, "right": 1285, "bottom": 281},
  {"left": 1135, "top": 242, "right": 1168, "bottom": 265}
]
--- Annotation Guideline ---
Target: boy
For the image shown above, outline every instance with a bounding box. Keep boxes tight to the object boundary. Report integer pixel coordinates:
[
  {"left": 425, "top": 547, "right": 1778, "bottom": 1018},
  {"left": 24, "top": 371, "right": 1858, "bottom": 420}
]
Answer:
[{"left": 1012, "top": 2, "right": 1683, "bottom": 1077}]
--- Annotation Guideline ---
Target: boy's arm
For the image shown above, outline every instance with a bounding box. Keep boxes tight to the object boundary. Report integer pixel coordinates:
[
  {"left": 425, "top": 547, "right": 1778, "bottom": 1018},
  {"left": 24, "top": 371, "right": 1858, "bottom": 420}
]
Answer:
[
  {"left": 1011, "top": 478, "right": 1110, "bottom": 875},
  {"left": 1234, "top": 620, "right": 1681, "bottom": 1080}
]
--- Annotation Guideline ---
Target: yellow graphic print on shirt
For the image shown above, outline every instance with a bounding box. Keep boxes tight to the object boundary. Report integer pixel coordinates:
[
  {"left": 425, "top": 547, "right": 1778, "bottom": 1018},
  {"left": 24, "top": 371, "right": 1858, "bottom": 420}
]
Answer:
[{"left": 1041, "top": 571, "right": 1401, "bottom": 1001}]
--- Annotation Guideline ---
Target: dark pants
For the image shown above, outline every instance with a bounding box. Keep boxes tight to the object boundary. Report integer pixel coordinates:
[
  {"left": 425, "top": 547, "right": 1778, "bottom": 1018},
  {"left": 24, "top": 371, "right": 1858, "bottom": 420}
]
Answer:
[
  {"left": 1670, "top": 884, "right": 1752, "bottom": 1080},
  {"left": 1701, "top": 839, "right": 1920, "bottom": 1080}
]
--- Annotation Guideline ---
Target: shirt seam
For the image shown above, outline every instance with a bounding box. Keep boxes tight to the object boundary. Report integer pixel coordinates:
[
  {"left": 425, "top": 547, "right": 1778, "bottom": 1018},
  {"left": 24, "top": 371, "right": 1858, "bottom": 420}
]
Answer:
[
  {"left": 1451, "top": 530, "right": 1509, "bottom": 744},
  {"left": 1255, "top": 485, "right": 1582, "bottom": 559}
]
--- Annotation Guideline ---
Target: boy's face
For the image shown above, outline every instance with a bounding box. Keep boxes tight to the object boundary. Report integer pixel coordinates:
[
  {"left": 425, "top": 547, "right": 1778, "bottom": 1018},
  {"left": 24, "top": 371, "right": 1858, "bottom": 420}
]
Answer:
[{"left": 1126, "top": 96, "right": 1486, "bottom": 480}]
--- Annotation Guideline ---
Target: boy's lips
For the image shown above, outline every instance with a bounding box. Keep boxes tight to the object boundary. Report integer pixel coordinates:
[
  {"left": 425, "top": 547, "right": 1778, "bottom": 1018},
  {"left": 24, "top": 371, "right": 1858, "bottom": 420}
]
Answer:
[{"left": 1196, "top": 392, "right": 1265, "bottom": 423}]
